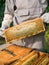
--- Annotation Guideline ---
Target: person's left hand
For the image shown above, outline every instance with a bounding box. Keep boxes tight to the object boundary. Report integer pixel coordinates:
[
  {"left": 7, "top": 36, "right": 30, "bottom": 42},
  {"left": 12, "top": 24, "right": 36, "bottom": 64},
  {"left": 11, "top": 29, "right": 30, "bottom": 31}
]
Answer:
[{"left": 41, "top": 13, "right": 49, "bottom": 23}]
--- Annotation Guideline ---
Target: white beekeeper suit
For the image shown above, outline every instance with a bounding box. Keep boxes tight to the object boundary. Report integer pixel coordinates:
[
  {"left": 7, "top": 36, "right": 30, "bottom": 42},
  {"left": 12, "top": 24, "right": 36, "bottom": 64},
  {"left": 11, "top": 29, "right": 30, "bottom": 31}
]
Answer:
[{"left": 0, "top": 0, "right": 49, "bottom": 51}]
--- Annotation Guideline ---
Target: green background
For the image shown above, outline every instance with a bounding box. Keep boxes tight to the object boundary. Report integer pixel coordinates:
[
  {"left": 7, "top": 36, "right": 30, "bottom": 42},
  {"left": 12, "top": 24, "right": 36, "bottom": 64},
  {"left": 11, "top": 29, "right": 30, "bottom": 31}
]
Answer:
[{"left": 0, "top": 0, "right": 49, "bottom": 53}]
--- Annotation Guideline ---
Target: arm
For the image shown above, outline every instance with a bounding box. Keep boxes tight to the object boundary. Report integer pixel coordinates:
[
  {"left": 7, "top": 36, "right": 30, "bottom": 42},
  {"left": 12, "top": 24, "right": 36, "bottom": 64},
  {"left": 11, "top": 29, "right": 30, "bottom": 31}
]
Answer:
[
  {"left": 0, "top": 0, "right": 13, "bottom": 37},
  {"left": 1, "top": 0, "right": 13, "bottom": 30},
  {"left": 1, "top": 14, "right": 13, "bottom": 30},
  {"left": 41, "top": 0, "right": 49, "bottom": 23}
]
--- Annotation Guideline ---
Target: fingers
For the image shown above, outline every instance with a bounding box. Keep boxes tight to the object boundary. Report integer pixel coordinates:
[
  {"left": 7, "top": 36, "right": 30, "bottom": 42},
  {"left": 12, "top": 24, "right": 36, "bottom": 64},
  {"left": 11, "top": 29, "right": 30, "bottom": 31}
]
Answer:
[
  {"left": 0, "top": 28, "right": 4, "bottom": 38},
  {"left": 41, "top": 13, "right": 49, "bottom": 23}
]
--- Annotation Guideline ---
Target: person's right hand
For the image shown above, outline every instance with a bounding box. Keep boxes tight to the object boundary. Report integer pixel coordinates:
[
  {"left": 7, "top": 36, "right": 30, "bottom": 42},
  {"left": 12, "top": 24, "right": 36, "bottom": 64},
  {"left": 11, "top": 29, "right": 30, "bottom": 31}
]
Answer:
[{"left": 0, "top": 28, "right": 4, "bottom": 37}]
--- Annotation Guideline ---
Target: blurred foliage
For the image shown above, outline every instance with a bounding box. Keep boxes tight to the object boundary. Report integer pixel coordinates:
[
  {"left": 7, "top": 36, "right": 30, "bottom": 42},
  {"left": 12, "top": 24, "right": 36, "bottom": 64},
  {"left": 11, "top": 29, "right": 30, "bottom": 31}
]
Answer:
[
  {"left": 0, "top": 0, "right": 5, "bottom": 27},
  {"left": 0, "top": 37, "right": 5, "bottom": 45},
  {"left": 44, "top": 6, "right": 49, "bottom": 53},
  {"left": 0, "top": 0, "right": 5, "bottom": 26},
  {"left": 0, "top": 0, "right": 49, "bottom": 53},
  {"left": 0, "top": 0, "right": 5, "bottom": 45}
]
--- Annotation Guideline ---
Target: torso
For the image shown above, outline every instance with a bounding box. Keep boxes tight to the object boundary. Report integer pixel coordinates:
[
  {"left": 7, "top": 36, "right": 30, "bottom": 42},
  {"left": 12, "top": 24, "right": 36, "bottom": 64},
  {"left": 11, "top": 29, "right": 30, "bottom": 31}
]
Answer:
[{"left": 7, "top": 0, "right": 47, "bottom": 24}]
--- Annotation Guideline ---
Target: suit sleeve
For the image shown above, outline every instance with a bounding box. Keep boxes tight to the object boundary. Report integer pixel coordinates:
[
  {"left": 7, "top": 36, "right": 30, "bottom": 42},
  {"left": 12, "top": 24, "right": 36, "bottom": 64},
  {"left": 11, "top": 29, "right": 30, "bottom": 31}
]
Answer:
[{"left": 4, "top": 0, "right": 14, "bottom": 16}]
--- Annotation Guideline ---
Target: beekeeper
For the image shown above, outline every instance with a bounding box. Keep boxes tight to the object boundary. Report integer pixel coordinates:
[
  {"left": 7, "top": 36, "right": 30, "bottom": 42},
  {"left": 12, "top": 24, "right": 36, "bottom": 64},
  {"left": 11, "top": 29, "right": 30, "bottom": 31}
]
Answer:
[{"left": 0, "top": 0, "right": 49, "bottom": 51}]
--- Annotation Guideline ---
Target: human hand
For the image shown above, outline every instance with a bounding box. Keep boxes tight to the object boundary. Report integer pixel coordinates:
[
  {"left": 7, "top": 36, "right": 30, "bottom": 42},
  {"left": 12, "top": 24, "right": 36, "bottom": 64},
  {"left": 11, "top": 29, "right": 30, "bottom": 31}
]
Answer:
[
  {"left": 41, "top": 13, "right": 49, "bottom": 23},
  {"left": 0, "top": 28, "right": 4, "bottom": 37}
]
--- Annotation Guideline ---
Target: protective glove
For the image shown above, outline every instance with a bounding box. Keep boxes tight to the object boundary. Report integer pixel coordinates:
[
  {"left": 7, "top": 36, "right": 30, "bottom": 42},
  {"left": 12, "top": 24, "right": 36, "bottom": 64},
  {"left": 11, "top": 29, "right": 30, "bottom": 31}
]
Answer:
[
  {"left": 0, "top": 28, "right": 4, "bottom": 37},
  {"left": 0, "top": 14, "right": 13, "bottom": 37},
  {"left": 41, "top": 13, "right": 49, "bottom": 23}
]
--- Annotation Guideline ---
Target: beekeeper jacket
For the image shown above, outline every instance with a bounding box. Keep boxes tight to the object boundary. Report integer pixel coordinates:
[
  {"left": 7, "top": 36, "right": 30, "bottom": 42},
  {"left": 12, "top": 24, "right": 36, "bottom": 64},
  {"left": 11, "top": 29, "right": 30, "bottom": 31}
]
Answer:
[
  {"left": 5, "top": 0, "right": 47, "bottom": 25},
  {"left": 4, "top": 0, "right": 48, "bottom": 51}
]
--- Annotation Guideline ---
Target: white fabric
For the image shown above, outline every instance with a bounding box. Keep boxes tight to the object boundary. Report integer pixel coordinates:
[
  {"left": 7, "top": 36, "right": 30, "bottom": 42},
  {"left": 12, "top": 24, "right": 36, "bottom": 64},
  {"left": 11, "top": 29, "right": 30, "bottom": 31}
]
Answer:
[
  {"left": 1, "top": 14, "right": 13, "bottom": 29},
  {"left": 41, "top": 13, "right": 49, "bottom": 23},
  {"left": 0, "top": 28, "right": 4, "bottom": 37},
  {"left": 4, "top": 0, "right": 47, "bottom": 24},
  {"left": 0, "top": 14, "right": 13, "bottom": 37},
  {"left": 41, "top": 0, "right": 46, "bottom": 3}
]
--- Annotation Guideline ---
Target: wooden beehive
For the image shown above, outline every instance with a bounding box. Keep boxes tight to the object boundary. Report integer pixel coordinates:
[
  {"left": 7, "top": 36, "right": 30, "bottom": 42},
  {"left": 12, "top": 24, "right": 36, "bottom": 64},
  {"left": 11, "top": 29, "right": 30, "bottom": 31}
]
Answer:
[
  {"left": 0, "top": 44, "right": 49, "bottom": 65},
  {"left": 0, "top": 44, "right": 32, "bottom": 65}
]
